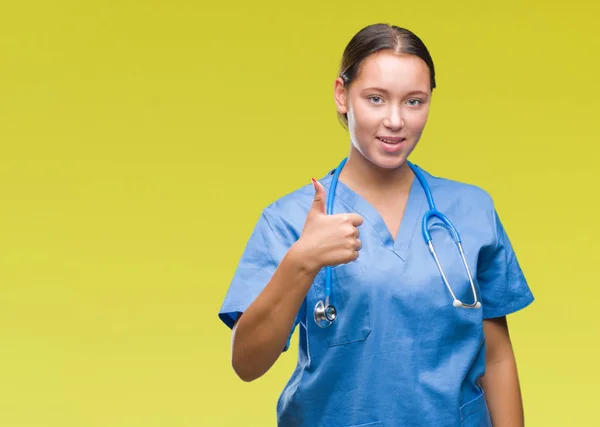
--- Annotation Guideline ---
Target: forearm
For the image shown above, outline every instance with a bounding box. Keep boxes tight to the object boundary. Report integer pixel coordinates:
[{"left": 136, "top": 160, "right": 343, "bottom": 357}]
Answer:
[
  {"left": 231, "top": 243, "right": 319, "bottom": 382},
  {"left": 480, "top": 353, "right": 524, "bottom": 426}
]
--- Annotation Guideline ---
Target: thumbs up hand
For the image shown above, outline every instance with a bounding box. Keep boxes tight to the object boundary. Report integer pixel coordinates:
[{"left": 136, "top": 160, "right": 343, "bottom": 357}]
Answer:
[{"left": 295, "top": 178, "right": 364, "bottom": 272}]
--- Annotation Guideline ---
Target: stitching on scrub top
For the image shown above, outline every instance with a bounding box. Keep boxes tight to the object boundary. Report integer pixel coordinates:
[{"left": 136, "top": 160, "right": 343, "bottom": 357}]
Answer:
[
  {"left": 398, "top": 184, "right": 428, "bottom": 257},
  {"left": 254, "top": 211, "right": 278, "bottom": 273},
  {"left": 460, "top": 390, "right": 485, "bottom": 420},
  {"left": 261, "top": 207, "right": 296, "bottom": 264}
]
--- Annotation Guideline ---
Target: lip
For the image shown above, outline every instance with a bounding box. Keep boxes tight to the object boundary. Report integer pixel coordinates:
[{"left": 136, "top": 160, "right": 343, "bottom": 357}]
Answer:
[{"left": 377, "top": 136, "right": 405, "bottom": 153}]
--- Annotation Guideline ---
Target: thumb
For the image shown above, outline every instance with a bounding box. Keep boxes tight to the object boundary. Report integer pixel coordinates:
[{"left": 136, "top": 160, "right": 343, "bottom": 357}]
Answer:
[{"left": 310, "top": 178, "right": 327, "bottom": 214}]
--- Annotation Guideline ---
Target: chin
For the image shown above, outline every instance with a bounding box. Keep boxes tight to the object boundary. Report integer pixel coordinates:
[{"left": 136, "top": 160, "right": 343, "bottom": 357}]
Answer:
[{"left": 370, "top": 153, "right": 409, "bottom": 170}]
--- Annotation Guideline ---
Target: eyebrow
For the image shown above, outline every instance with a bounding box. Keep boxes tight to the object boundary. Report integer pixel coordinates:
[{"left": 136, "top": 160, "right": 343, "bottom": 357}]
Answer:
[{"left": 362, "top": 87, "right": 430, "bottom": 97}]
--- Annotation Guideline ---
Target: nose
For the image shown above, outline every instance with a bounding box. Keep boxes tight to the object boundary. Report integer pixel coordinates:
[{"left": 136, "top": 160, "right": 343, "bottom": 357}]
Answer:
[{"left": 383, "top": 105, "right": 404, "bottom": 130}]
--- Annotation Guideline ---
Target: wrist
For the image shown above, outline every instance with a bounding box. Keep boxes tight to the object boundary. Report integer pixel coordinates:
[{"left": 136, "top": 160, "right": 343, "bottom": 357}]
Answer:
[{"left": 287, "top": 241, "right": 322, "bottom": 276}]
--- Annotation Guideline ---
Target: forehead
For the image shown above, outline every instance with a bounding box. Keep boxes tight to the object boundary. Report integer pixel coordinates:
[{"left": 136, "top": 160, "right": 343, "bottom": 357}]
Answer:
[{"left": 351, "top": 50, "right": 431, "bottom": 93}]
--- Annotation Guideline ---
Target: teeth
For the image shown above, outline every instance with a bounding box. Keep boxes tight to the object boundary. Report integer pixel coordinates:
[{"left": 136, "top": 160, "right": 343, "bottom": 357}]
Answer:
[{"left": 378, "top": 137, "right": 401, "bottom": 144}]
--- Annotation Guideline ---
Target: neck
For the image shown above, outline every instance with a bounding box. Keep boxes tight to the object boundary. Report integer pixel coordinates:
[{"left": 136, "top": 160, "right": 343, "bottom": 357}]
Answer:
[{"left": 338, "top": 149, "right": 414, "bottom": 197}]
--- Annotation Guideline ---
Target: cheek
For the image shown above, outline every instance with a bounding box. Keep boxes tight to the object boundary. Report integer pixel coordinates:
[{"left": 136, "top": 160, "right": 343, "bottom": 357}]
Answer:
[
  {"left": 408, "top": 109, "right": 430, "bottom": 131},
  {"left": 351, "top": 103, "right": 381, "bottom": 131},
  {"left": 348, "top": 106, "right": 378, "bottom": 149}
]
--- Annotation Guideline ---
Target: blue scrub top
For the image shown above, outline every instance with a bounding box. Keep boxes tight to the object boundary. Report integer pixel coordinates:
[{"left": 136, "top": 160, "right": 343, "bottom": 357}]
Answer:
[{"left": 218, "top": 165, "right": 534, "bottom": 427}]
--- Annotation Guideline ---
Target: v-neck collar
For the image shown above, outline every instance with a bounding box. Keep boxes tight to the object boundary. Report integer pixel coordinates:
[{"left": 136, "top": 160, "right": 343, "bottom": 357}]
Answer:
[{"left": 320, "top": 167, "right": 427, "bottom": 262}]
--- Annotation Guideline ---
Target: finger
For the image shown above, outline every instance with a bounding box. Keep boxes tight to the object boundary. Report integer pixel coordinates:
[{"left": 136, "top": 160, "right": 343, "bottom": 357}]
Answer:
[
  {"left": 310, "top": 178, "right": 326, "bottom": 215},
  {"left": 348, "top": 213, "right": 364, "bottom": 227},
  {"left": 356, "top": 239, "right": 362, "bottom": 251},
  {"left": 354, "top": 227, "right": 360, "bottom": 239}
]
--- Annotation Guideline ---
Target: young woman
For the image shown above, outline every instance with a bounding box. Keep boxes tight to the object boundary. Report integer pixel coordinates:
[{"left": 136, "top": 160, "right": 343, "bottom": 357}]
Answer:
[{"left": 218, "top": 23, "right": 534, "bottom": 427}]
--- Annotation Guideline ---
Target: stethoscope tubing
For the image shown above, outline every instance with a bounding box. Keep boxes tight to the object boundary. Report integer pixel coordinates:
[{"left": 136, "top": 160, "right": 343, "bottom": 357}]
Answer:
[{"left": 314, "top": 158, "right": 481, "bottom": 328}]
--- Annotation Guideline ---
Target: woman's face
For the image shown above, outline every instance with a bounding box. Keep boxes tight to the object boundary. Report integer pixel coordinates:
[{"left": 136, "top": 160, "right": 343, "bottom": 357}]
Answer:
[{"left": 334, "top": 50, "right": 432, "bottom": 170}]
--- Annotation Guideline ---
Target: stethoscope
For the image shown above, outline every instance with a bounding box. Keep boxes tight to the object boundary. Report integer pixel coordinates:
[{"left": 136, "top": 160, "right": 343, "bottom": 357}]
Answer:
[{"left": 314, "top": 157, "right": 482, "bottom": 328}]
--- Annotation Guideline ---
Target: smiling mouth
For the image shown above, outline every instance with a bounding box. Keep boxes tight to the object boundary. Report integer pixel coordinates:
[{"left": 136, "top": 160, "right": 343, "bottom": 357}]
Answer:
[{"left": 376, "top": 136, "right": 405, "bottom": 144}]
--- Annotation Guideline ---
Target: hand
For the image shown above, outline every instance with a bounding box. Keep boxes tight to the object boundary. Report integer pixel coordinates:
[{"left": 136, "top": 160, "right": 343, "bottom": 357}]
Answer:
[{"left": 295, "top": 178, "right": 364, "bottom": 271}]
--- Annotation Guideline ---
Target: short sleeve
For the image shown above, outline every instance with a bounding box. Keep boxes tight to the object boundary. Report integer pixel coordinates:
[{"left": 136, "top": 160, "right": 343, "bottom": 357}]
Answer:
[
  {"left": 477, "top": 207, "right": 535, "bottom": 319},
  {"left": 217, "top": 207, "right": 303, "bottom": 351}
]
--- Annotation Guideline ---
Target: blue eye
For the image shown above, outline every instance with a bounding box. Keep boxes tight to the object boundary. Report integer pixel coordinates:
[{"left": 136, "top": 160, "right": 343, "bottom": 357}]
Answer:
[
  {"left": 407, "top": 99, "right": 423, "bottom": 107},
  {"left": 368, "top": 95, "right": 384, "bottom": 104}
]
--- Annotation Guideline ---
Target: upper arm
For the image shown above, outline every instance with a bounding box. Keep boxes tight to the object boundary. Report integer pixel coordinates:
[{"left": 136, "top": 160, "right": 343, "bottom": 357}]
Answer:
[{"left": 483, "top": 316, "right": 514, "bottom": 364}]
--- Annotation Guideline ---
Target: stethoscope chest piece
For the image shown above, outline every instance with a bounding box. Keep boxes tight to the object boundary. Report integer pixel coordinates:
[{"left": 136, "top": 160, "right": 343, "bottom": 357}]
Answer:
[{"left": 314, "top": 300, "right": 337, "bottom": 328}]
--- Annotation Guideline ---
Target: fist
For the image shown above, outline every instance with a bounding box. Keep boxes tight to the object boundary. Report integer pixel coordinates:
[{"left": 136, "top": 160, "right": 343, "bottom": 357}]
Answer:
[{"left": 296, "top": 178, "right": 364, "bottom": 270}]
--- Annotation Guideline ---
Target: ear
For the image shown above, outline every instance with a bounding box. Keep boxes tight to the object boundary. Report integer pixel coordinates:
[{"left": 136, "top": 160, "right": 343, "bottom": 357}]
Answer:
[{"left": 333, "top": 77, "right": 348, "bottom": 114}]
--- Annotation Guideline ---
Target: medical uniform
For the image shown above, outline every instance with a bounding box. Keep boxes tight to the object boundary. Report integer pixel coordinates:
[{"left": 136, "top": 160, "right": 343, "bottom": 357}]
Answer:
[{"left": 218, "top": 164, "right": 534, "bottom": 427}]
